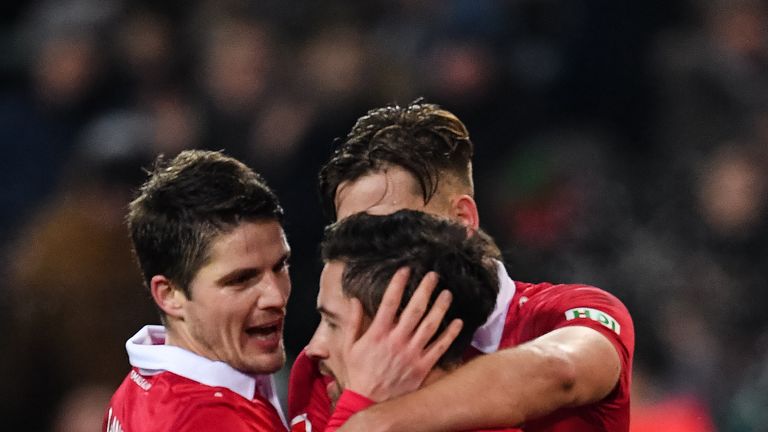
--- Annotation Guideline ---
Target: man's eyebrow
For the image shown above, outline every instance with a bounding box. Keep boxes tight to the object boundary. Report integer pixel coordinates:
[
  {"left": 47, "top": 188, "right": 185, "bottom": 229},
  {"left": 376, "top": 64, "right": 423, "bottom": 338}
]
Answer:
[
  {"left": 317, "top": 306, "right": 339, "bottom": 320},
  {"left": 216, "top": 267, "right": 261, "bottom": 285},
  {"left": 216, "top": 252, "right": 291, "bottom": 285}
]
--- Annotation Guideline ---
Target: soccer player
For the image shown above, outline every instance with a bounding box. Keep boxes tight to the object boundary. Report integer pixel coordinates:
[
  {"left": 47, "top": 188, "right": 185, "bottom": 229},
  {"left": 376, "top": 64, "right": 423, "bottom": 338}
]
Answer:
[
  {"left": 104, "top": 150, "right": 290, "bottom": 431},
  {"left": 103, "top": 150, "right": 454, "bottom": 432},
  {"left": 307, "top": 210, "right": 520, "bottom": 432},
  {"left": 289, "top": 102, "right": 635, "bottom": 431}
]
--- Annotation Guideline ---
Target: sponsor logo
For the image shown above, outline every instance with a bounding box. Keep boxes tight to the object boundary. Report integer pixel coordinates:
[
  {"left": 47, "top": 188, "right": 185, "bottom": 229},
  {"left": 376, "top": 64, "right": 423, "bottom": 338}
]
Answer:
[
  {"left": 130, "top": 370, "right": 152, "bottom": 391},
  {"left": 106, "top": 408, "right": 124, "bottom": 432},
  {"left": 564, "top": 307, "right": 621, "bottom": 335}
]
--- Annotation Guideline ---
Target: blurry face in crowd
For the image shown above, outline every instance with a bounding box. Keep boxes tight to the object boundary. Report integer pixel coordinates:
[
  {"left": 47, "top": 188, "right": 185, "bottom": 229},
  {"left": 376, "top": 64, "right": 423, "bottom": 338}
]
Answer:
[
  {"left": 172, "top": 220, "right": 291, "bottom": 374},
  {"left": 305, "top": 261, "right": 361, "bottom": 403},
  {"left": 334, "top": 166, "right": 452, "bottom": 221}
]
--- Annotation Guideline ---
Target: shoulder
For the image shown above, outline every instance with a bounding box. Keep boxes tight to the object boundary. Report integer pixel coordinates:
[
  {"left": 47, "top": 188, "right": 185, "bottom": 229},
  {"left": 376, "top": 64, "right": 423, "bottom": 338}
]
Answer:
[
  {"left": 289, "top": 350, "right": 322, "bottom": 414},
  {"left": 288, "top": 350, "right": 333, "bottom": 430},
  {"left": 164, "top": 373, "right": 284, "bottom": 430},
  {"left": 290, "top": 350, "right": 320, "bottom": 382},
  {"left": 512, "top": 281, "right": 634, "bottom": 352},
  {"left": 106, "top": 371, "right": 284, "bottom": 431},
  {"left": 174, "top": 386, "right": 284, "bottom": 431},
  {"left": 516, "top": 281, "right": 631, "bottom": 321}
]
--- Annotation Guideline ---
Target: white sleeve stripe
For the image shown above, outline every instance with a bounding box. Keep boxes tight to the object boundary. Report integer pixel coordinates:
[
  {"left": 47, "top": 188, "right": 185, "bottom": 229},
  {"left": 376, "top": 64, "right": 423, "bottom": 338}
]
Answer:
[{"left": 290, "top": 413, "right": 312, "bottom": 432}]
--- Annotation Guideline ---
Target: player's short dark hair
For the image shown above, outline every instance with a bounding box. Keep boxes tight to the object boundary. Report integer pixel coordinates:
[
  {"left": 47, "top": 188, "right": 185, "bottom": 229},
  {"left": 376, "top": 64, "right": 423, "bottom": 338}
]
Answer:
[
  {"left": 128, "top": 150, "right": 283, "bottom": 308},
  {"left": 321, "top": 209, "right": 498, "bottom": 368},
  {"left": 319, "top": 100, "right": 474, "bottom": 220}
]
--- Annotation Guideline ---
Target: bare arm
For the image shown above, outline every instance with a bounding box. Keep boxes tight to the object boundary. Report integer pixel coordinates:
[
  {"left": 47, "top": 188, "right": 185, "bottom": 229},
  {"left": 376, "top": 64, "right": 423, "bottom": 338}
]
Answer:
[{"left": 338, "top": 325, "right": 621, "bottom": 432}]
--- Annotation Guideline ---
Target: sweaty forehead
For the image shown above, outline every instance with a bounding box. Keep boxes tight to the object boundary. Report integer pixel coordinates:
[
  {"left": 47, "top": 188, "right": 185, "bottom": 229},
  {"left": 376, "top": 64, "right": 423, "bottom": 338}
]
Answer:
[{"left": 334, "top": 168, "right": 424, "bottom": 220}]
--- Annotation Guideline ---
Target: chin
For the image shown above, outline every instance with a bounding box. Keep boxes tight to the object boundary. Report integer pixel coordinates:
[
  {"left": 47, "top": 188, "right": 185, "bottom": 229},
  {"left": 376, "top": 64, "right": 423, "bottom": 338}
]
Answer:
[
  {"left": 259, "top": 352, "right": 287, "bottom": 373},
  {"left": 238, "top": 351, "right": 286, "bottom": 375},
  {"left": 328, "top": 381, "right": 342, "bottom": 408}
]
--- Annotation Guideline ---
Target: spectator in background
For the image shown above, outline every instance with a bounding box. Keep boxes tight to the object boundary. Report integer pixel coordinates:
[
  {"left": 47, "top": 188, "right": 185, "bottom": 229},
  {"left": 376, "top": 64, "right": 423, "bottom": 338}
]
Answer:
[
  {"left": 197, "top": 13, "right": 274, "bottom": 164},
  {"left": 0, "top": 0, "right": 112, "bottom": 245},
  {"left": 0, "top": 111, "right": 157, "bottom": 431},
  {"left": 726, "top": 335, "right": 768, "bottom": 432}
]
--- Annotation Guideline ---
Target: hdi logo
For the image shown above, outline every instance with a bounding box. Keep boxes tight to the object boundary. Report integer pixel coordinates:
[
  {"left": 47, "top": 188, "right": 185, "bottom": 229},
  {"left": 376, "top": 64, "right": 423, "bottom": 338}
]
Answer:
[{"left": 564, "top": 307, "right": 621, "bottom": 335}]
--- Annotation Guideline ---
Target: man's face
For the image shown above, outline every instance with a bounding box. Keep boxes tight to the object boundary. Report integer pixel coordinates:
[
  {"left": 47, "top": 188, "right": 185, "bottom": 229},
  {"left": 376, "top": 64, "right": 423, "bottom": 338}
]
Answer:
[
  {"left": 306, "top": 261, "right": 358, "bottom": 402},
  {"left": 334, "top": 166, "right": 450, "bottom": 220},
  {"left": 174, "top": 220, "right": 291, "bottom": 374}
]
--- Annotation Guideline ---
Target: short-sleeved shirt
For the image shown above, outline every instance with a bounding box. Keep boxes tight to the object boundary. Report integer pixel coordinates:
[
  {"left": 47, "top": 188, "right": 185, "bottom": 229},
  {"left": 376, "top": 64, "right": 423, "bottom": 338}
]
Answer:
[
  {"left": 495, "top": 280, "right": 634, "bottom": 431},
  {"left": 288, "top": 262, "right": 634, "bottom": 432},
  {"left": 103, "top": 325, "right": 287, "bottom": 432}
]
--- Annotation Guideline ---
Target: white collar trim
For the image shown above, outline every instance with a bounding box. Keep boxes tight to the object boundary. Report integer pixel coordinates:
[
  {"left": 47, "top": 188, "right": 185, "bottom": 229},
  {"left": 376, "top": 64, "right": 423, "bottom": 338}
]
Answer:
[
  {"left": 126, "top": 325, "right": 286, "bottom": 426},
  {"left": 471, "top": 261, "right": 516, "bottom": 353}
]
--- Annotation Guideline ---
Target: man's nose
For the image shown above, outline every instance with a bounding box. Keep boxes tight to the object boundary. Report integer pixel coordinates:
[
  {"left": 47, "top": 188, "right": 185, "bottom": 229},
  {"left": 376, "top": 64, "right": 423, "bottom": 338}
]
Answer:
[
  {"left": 305, "top": 329, "right": 328, "bottom": 360},
  {"left": 257, "top": 272, "right": 289, "bottom": 310}
]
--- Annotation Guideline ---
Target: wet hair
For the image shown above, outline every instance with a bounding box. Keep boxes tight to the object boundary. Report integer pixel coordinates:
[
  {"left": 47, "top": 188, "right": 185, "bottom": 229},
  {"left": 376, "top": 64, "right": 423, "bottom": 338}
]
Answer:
[
  {"left": 127, "top": 150, "right": 283, "bottom": 311},
  {"left": 319, "top": 100, "right": 474, "bottom": 220},
  {"left": 321, "top": 209, "right": 498, "bottom": 368}
]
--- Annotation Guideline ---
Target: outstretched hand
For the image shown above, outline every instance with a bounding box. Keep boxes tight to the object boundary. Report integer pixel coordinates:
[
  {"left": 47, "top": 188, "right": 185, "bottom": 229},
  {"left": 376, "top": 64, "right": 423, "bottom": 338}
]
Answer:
[{"left": 339, "top": 267, "right": 463, "bottom": 402}]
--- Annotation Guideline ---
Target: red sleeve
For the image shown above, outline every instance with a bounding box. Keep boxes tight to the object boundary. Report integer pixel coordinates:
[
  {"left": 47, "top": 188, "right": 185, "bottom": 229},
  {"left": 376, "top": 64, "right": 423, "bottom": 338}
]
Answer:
[
  {"left": 288, "top": 349, "right": 333, "bottom": 431},
  {"left": 324, "top": 390, "right": 375, "bottom": 431},
  {"left": 519, "top": 283, "right": 635, "bottom": 390}
]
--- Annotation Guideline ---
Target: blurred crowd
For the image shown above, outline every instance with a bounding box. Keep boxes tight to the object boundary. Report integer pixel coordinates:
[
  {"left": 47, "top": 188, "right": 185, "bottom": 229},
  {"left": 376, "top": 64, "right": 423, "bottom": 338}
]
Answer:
[{"left": 0, "top": 0, "right": 766, "bottom": 431}]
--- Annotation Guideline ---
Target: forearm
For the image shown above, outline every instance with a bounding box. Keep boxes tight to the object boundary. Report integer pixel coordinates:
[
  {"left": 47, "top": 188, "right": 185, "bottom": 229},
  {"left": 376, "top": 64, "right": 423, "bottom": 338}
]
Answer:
[
  {"left": 341, "top": 326, "right": 620, "bottom": 432},
  {"left": 348, "top": 347, "right": 565, "bottom": 431}
]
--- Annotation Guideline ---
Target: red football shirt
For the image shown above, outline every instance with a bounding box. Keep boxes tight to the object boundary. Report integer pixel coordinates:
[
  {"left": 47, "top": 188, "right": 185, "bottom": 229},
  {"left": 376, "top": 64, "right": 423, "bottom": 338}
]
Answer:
[
  {"left": 288, "top": 262, "right": 634, "bottom": 431},
  {"left": 497, "top": 281, "right": 634, "bottom": 431},
  {"left": 104, "top": 326, "right": 287, "bottom": 432}
]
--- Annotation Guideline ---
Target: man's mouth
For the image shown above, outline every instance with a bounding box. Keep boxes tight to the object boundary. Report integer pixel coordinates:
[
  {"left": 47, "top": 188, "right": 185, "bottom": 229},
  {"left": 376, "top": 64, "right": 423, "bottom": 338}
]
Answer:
[
  {"left": 246, "top": 323, "right": 279, "bottom": 337},
  {"left": 318, "top": 362, "right": 334, "bottom": 378},
  {"left": 245, "top": 319, "right": 283, "bottom": 348},
  {"left": 319, "top": 363, "right": 342, "bottom": 403}
]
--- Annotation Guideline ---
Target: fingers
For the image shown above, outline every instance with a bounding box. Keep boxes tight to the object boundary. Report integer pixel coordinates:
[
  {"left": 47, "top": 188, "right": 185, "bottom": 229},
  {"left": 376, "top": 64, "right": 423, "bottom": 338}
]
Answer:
[
  {"left": 368, "top": 267, "right": 410, "bottom": 334},
  {"left": 409, "top": 289, "right": 452, "bottom": 348},
  {"left": 394, "top": 271, "right": 439, "bottom": 337},
  {"left": 342, "top": 297, "right": 365, "bottom": 354},
  {"left": 421, "top": 318, "right": 464, "bottom": 367}
]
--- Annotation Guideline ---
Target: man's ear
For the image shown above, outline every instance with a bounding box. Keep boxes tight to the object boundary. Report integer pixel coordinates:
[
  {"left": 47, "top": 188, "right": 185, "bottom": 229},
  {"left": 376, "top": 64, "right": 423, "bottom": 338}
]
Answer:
[
  {"left": 452, "top": 194, "right": 480, "bottom": 231},
  {"left": 150, "top": 275, "right": 186, "bottom": 320}
]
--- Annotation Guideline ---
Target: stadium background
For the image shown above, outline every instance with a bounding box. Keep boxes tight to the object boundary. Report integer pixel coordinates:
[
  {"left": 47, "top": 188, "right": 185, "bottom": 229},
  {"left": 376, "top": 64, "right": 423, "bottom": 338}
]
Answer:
[{"left": 0, "top": 0, "right": 766, "bottom": 430}]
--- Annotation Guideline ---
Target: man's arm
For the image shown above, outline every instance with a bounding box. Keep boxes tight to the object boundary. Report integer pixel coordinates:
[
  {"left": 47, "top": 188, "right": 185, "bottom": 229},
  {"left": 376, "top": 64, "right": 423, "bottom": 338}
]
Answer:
[{"left": 338, "top": 325, "right": 621, "bottom": 432}]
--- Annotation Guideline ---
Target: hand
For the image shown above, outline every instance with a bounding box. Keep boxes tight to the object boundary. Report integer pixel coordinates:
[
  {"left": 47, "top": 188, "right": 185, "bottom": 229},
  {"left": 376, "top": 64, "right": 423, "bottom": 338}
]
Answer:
[{"left": 339, "top": 267, "right": 463, "bottom": 402}]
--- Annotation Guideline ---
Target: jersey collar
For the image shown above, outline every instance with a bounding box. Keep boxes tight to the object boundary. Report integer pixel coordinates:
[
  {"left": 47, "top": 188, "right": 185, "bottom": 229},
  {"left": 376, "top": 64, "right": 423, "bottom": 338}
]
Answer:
[
  {"left": 471, "top": 260, "right": 516, "bottom": 353},
  {"left": 126, "top": 325, "right": 286, "bottom": 425}
]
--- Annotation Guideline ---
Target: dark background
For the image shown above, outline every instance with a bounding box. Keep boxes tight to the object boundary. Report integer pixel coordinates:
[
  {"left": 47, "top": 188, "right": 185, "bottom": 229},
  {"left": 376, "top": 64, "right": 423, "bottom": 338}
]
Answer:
[{"left": 1, "top": 1, "right": 766, "bottom": 430}]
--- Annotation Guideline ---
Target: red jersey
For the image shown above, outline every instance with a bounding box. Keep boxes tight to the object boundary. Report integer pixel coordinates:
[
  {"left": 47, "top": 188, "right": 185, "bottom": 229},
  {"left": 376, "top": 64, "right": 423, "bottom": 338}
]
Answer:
[
  {"left": 103, "top": 326, "right": 287, "bottom": 432},
  {"left": 496, "top": 280, "right": 634, "bottom": 431},
  {"left": 288, "top": 262, "right": 634, "bottom": 432}
]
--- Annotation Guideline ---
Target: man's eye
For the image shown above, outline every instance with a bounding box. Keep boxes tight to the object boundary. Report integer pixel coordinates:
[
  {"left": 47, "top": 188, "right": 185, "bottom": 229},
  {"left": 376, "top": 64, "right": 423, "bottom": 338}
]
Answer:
[
  {"left": 322, "top": 317, "right": 338, "bottom": 330},
  {"left": 274, "top": 259, "right": 290, "bottom": 273},
  {"left": 233, "top": 275, "right": 250, "bottom": 285},
  {"left": 224, "top": 272, "right": 255, "bottom": 287}
]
